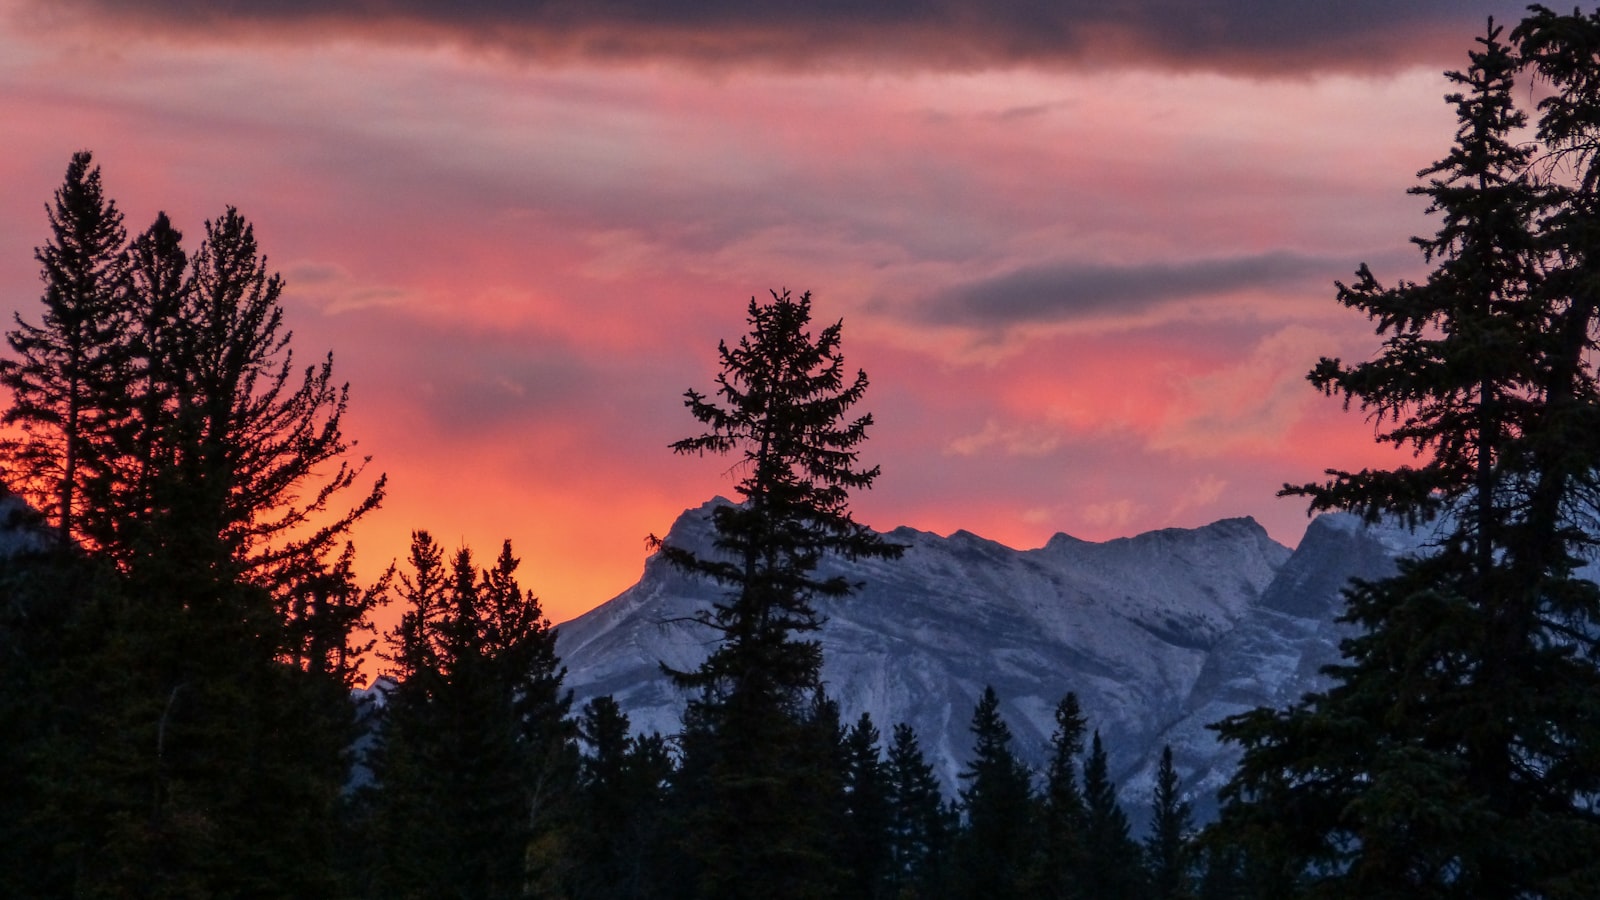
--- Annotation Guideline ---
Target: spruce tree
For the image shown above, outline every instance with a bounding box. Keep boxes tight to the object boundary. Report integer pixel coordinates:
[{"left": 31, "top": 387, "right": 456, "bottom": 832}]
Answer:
[
  {"left": 0, "top": 161, "right": 390, "bottom": 896},
  {"left": 157, "top": 207, "right": 384, "bottom": 589},
  {"left": 950, "top": 686, "right": 1036, "bottom": 900},
  {"left": 100, "top": 211, "right": 188, "bottom": 561},
  {"left": 658, "top": 288, "right": 901, "bottom": 900},
  {"left": 570, "top": 696, "right": 675, "bottom": 900},
  {"left": 1210, "top": 16, "right": 1600, "bottom": 895},
  {"left": 1, "top": 150, "right": 126, "bottom": 548}
]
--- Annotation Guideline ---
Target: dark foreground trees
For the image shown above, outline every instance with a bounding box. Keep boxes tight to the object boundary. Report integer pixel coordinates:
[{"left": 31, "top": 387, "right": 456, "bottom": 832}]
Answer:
[
  {"left": 366, "top": 533, "right": 574, "bottom": 898},
  {"left": 1210, "top": 14, "right": 1600, "bottom": 897},
  {"left": 0, "top": 153, "right": 388, "bottom": 898}
]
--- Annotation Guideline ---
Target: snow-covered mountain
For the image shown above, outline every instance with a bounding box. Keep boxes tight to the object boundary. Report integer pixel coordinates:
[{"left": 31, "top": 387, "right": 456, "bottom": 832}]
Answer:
[
  {"left": 0, "top": 491, "right": 48, "bottom": 557},
  {"left": 555, "top": 499, "right": 1415, "bottom": 813}
]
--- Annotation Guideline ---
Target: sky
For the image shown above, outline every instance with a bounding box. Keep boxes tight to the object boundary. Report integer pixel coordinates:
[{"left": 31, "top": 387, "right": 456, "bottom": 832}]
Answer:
[{"left": 0, "top": 0, "right": 1525, "bottom": 625}]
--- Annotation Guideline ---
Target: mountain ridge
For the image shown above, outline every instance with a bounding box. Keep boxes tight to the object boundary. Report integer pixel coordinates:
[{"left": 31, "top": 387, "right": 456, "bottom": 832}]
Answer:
[{"left": 556, "top": 499, "right": 1367, "bottom": 814}]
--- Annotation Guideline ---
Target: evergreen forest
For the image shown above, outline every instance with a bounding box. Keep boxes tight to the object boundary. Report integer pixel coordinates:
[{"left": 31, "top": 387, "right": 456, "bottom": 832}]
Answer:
[{"left": 5, "top": 7, "right": 1600, "bottom": 898}]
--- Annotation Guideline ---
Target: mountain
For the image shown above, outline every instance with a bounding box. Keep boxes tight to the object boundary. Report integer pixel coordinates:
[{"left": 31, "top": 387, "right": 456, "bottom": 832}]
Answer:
[
  {"left": 0, "top": 491, "right": 48, "bottom": 557},
  {"left": 555, "top": 499, "right": 1416, "bottom": 813}
]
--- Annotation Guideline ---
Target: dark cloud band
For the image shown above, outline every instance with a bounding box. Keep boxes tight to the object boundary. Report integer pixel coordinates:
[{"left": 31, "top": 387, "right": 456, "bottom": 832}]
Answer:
[
  {"left": 45, "top": 0, "right": 1512, "bottom": 73},
  {"left": 921, "top": 252, "right": 1337, "bottom": 326}
]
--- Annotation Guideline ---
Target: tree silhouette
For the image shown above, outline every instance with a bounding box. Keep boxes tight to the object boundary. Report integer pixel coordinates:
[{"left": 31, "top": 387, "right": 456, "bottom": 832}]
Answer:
[
  {"left": 1081, "top": 730, "right": 1143, "bottom": 900},
  {"left": 1, "top": 151, "right": 126, "bottom": 547},
  {"left": 1211, "top": 16, "right": 1600, "bottom": 894},
  {"left": 658, "top": 288, "right": 901, "bottom": 900},
  {"left": 883, "top": 722, "right": 951, "bottom": 899},
  {"left": 1145, "top": 745, "right": 1194, "bottom": 900},
  {"left": 1034, "top": 692, "right": 1089, "bottom": 897},
  {"left": 371, "top": 533, "right": 574, "bottom": 899},
  {"left": 951, "top": 686, "right": 1036, "bottom": 900}
]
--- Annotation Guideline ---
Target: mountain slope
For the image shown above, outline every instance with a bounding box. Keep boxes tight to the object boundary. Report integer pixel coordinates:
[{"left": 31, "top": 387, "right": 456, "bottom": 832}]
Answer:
[{"left": 557, "top": 499, "right": 1311, "bottom": 798}]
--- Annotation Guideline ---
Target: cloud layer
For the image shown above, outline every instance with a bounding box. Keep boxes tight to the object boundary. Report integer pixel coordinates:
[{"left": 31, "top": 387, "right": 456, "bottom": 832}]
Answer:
[
  {"left": 0, "top": 0, "right": 1517, "bottom": 624},
  {"left": 922, "top": 252, "right": 1337, "bottom": 327},
  {"left": 33, "top": 0, "right": 1508, "bottom": 73}
]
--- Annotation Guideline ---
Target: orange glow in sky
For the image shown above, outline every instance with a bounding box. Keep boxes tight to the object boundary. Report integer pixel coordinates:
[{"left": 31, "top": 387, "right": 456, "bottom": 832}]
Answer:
[{"left": 0, "top": 0, "right": 1516, "bottom": 628}]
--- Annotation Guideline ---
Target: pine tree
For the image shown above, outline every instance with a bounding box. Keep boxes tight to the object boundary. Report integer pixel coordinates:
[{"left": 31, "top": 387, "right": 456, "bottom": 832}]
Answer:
[
  {"left": 1210, "top": 16, "right": 1600, "bottom": 895},
  {"left": 619, "top": 731, "right": 676, "bottom": 899},
  {"left": 156, "top": 206, "right": 384, "bottom": 589},
  {"left": 280, "top": 540, "right": 389, "bottom": 684},
  {"left": 659, "top": 288, "right": 901, "bottom": 900},
  {"left": 365, "top": 532, "right": 452, "bottom": 896},
  {"left": 1145, "top": 745, "right": 1194, "bottom": 900},
  {"left": 1, "top": 151, "right": 126, "bottom": 547},
  {"left": 950, "top": 686, "right": 1036, "bottom": 900},
  {"left": 140, "top": 208, "right": 385, "bottom": 895},
  {"left": 99, "top": 211, "right": 188, "bottom": 560},
  {"left": 883, "top": 723, "right": 949, "bottom": 900}
]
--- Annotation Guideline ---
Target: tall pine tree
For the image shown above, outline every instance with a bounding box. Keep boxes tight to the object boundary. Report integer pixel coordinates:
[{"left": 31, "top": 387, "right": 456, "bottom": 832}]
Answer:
[
  {"left": 1211, "top": 16, "right": 1600, "bottom": 896},
  {"left": 568, "top": 696, "right": 675, "bottom": 900},
  {"left": 0, "top": 162, "right": 390, "bottom": 896},
  {"left": 1080, "top": 730, "right": 1143, "bottom": 900},
  {"left": 839, "top": 712, "right": 894, "bottom": 900},
  {"left": 658, "top": 289, "right": 901, "bottom": 900},
  {"left": 1032, "top": 692, "right": 1089, "bottom": 898},
  {"left": 1, "top": 151, "right": 126, "bottom": 548}
]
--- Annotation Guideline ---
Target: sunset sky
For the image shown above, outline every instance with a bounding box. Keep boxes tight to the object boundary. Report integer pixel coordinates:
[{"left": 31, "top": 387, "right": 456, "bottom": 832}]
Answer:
[{"left": 0, "top": 0, "right": 1521, "bottom": 624}]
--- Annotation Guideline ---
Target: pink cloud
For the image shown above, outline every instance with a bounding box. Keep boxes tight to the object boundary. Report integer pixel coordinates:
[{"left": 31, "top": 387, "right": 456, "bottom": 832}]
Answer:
[{"left": 0, "top": 7, "right": 1491, "bottom": 625}]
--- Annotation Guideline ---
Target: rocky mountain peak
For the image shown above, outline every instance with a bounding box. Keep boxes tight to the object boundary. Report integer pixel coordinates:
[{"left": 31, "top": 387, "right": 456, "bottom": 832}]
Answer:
[{"left": 557, "top": 501, "right": 1338, "bottom": 810}]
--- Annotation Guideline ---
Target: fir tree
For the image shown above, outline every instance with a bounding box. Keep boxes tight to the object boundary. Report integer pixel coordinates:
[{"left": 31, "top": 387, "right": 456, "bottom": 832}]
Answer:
[
  {"left": 1211, "top": 16, "right": 1600, "bottom": 895},
  {"left": 839, "top": 712, "right": 894, "bottom": 900},
  {"left": 100, "top": 211, "right": 188, "bottom": 560},
  {"left": 370, "top": 533, "right": 575, "bottom": 899},
  {"left": 0, "top": 160, "right": 390, "bottom": 897},
  {"left": 951, "top": 686, "right": 1036, "bottom": 900},
  {"left": 157, "top": 207, "right": 384, "bottom": 590},
  {"left": 658, "top": 288, "right": 901, "bottom": 900},
  {"left": 569, "top": 696, "right": 674, "bottom": 900}
]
